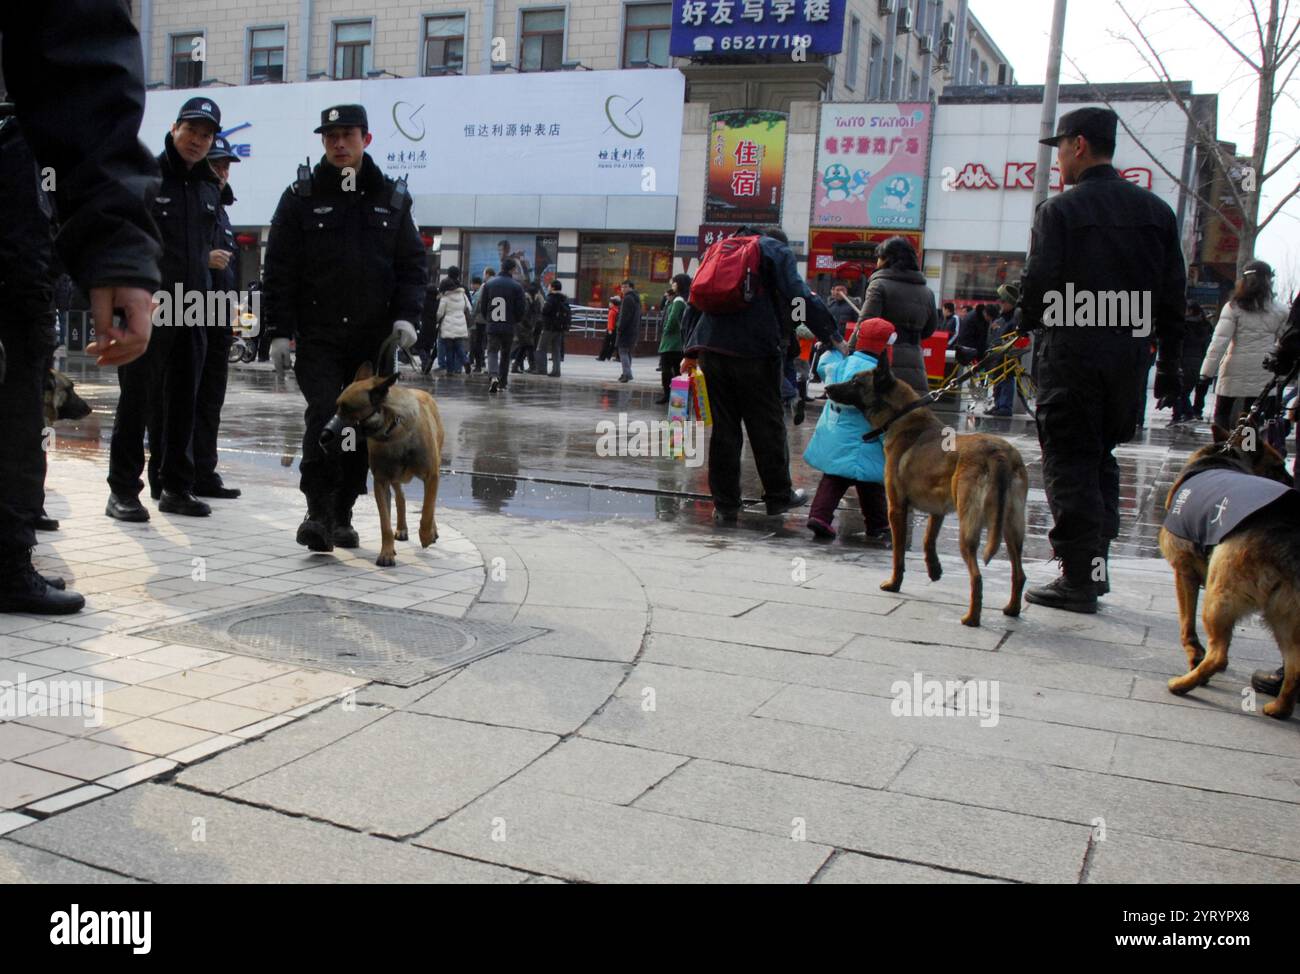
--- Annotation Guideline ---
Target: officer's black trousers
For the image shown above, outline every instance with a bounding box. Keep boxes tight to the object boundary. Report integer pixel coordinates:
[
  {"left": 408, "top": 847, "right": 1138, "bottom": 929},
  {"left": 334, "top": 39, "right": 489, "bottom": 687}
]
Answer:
[
  {"left": 294, "top": 336, "right": 378, "bottom": 508},
  {"left": 0, "top": 327, "right": 48, "bottom": 561},
  {"left": 1033, "top": 338, "right": 1143, "bottom": 578},
  {"left": 192, "top": 326, "right": 233, "bottom": 488},
  {"left": 112, "top": 326, "right": 205, "bottom": 499},
  {"left": 698, "top": 352, "right": 792, "bottom": 513}
]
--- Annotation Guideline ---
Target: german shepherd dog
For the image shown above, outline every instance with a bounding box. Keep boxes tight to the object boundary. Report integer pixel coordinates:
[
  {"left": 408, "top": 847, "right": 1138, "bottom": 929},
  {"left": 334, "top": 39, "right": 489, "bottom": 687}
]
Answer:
[
  {"left": 1161, "top": 424, "right": 1299, "bottom": 718},
  {"left": 826, "top": 356, "right": 1029, "bottom": 627},
  {"left": 43, "top": 369, "right": 92, "bottom": 426},
  {"left": 323, "top": 343, "right": 445, "bottom": 567}
]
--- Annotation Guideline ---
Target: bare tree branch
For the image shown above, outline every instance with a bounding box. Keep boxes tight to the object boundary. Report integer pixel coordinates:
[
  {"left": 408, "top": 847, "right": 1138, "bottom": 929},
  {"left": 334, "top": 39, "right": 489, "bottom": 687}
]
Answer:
[
  {"left": 1263, "top": 138, "right": 1300, "bottom": 180},
  {"left": 1259, "top": 178, "right": 1300, "bottom": 228},
  {"left": 1183, "top": 0, "right": 1263, "bottom": 69},
  {"left": 1249, "top": 0, "right": 1268, "bottom": 54}
]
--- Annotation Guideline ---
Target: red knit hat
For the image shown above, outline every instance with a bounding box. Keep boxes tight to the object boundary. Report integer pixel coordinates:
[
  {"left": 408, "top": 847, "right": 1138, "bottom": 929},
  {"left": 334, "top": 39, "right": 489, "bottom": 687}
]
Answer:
[{"left": 854, "top": 317, "right": 895, "bottom": 355}]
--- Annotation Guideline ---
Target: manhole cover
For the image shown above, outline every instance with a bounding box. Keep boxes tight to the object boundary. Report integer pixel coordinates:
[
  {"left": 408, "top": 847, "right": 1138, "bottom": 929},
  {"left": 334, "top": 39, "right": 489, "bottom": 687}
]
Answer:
[{"left": 136, "top": 595, "right": 547, "bottom": 686}]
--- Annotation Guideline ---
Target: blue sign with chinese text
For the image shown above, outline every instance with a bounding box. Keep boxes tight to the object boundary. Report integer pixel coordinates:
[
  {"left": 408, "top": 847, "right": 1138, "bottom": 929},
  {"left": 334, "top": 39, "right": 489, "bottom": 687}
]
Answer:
[{"left": 670, "top": 0, "right": 845, "bottom": 57}]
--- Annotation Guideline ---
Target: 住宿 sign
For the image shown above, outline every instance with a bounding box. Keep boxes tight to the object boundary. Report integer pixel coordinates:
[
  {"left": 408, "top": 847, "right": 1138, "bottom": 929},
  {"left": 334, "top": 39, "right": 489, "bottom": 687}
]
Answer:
[{"left": 671, "top": 0, "right": 846, "bottom": 57}]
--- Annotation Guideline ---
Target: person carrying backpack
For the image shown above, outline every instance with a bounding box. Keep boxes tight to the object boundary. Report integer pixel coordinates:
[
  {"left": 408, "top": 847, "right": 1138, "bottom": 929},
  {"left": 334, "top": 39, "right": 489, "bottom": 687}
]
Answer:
[
  {"left": 538, "top": 279, "right": 570, "bottom": 377},
  {"left": 681, "top": 225, "right": 850, "bottom": 524}
]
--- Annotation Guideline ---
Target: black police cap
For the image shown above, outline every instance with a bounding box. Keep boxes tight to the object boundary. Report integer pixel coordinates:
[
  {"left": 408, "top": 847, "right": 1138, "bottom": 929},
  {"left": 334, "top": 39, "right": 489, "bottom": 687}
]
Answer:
[
  {"left": 1039, "top": 106, "right": 1118, "bottom": 148},
  {"left": 177, "top": 96, "right": 221, "bottom": 129},
  {"left": 207, "top": 135, "right": 241, "bottom": 162},
  {"left": 314, "top": 104, "right": 368, "bottom": 133}
]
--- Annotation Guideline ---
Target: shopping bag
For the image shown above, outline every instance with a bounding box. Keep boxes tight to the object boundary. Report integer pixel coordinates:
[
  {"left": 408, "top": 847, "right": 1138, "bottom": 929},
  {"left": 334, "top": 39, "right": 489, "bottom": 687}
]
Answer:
[
  {"left": 667, "top": 374, "right": 692, "bottom": 458},
  {"left": 690, "top": 369, "right": 713, "bottom": 427}
]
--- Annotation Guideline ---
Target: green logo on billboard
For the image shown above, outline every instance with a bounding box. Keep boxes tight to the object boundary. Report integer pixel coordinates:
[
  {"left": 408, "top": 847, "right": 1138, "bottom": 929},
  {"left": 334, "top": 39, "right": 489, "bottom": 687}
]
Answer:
[{"left": 604, "top": 95, "right": 644, "bottom": 139}]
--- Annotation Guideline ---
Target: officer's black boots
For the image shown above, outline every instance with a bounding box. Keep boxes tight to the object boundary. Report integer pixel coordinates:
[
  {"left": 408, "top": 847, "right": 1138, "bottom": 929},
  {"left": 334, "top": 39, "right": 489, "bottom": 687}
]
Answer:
[
  {"left": 195, "top": 480, "right": 241, "bottom": 499},
  {"left": 1025, "top": 575, "right": 1099, "bottom": 614},
  {"left": 332, "top": 494, "right": 360, "bottom": 549},
  {"left": 158, "top": 490, "right": 212, "bottom": 517},
  {"left": 106, "top": 493, "right": 150, "bottom": 522},
  {"left": 296, "top": 496, "right": 335, "bottom": 552},
  {"left": 0, "top": 553, "right": 84, "bottom": 615},
  {"left": 1095, "top": 540, "right": 1111, "bottom": 597}
]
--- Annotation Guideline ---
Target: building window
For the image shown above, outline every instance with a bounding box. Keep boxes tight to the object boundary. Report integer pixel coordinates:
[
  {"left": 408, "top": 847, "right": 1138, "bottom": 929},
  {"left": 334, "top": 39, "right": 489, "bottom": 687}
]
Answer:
[
  {"left": 942, "top": 252, "right": 1027, "bottom": 305},
  {"left": 890, "top": 53, "right": 904, "bottom": 99},
  {"left": 249, "top": 26, "right": 286, "bottom": 83},
  {"left": 623, "top": 3, "right": 671, "bottom": 67},
  {"left": 333, "top": 21, "right": 372, "bottom": 79},
  {"left": 520, "top": 9, "right": 565, "bottom": 72},
  {"left": 844, "top": 14, "right": 860, "bottom": 90},
  {"left": 424, "top": 14, "right": 465, "bottom": 75},
  {"left": 867, "top": 33, "right": 883, "bottom": 98},
  {"left": 968, "top": 48, "right": 978, "bottom": 84},
  {"left": 978, "top": 60, "right": 989, "bottom": 84},
  {"left": 171, "top": 33, "right": 204, "bottom": 87},
  {"left": 578, "top": 234, "right": 674, "bottom": 310},
  {"left": 908, "top": 70, "right": 920, "bottom": 99}
]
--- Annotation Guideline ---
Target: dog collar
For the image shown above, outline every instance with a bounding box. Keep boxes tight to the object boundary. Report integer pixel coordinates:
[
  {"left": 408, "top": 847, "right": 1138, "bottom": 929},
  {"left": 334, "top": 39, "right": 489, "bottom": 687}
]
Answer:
[
  {"left": 369, "top": 413, "right": 403, "bottom": 442},
  {"left": 863, "top": 393, "right": 940, "bottom": 443}
]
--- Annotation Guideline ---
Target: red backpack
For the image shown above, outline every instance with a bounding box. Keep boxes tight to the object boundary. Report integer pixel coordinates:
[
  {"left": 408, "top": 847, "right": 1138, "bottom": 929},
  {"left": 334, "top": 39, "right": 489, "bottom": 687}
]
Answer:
[{"left": 691, "top": 234, "right": 763, "bottom": 314}]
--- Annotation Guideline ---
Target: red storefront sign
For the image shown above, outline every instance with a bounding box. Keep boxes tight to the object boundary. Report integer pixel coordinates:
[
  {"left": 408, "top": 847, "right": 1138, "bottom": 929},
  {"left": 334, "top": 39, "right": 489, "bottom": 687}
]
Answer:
[
  {"left": 808, "top": 228, "right": 924, "bottom": 280},
  {"left": 943, "top": 161, "right": 1153, "bottom": 191}
]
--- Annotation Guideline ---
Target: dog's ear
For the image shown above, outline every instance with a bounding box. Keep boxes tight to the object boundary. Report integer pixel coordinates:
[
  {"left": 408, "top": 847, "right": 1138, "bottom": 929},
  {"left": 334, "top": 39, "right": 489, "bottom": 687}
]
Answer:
[
  {"left": 872, "top": 357, "right": 896, "bottom": 393},
  {"left": 354, "top": 362, "right": 374, "bottom": 382},
  {"left": 369, "top": 371, "right": 399, "bottom": 403},
  {"left": 1210, "top": 423, "right": 1230, "bottom": 444}
]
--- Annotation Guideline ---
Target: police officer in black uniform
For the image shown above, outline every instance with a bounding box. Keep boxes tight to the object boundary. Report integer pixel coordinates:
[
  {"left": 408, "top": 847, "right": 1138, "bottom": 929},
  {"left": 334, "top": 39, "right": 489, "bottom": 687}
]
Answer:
[
  {"left": 0, "top": 2, "right": 163, "bottom": 613},
  {"left": 191, "top": 134, "right": 242, "bottom": 499},
  {"left": 109, "top": 96, "right": 223, "bottom": 522},
  {"left": 262, "top": 104, "right": 426, "bottom": 552},
  {"left": 1019, "top": 107, "right": 1185, "bottom": 613}
]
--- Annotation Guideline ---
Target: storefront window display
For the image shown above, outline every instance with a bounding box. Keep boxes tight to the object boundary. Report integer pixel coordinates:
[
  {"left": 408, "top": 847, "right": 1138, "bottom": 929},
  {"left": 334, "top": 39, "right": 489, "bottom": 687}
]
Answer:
[
  {"left": 941, "top": 252, "right": 1025, "bottom": 306},
  {"left": 463, "top": 232, "right": 558, "bottom": 287},
  {"left": 577, "top": 234, "right": 674, "bottom": 309}
]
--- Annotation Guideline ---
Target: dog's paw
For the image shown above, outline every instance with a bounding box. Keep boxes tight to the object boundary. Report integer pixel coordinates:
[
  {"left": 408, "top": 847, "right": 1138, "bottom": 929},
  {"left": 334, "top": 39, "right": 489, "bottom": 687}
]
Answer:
[
  {"left": 1262, "top": 700, "right": 1295, "bottom": 720},
  {"left": 1002, "top": 603, "right": 1021, "bottom": 617},
  {"left": 376, "top": 551, "right": 396, "bottom": 567},
  {"left": 420, "top": 528, "right": 438, "bottom": 548},
  {"left": 394, "top": 528, "right": 409, "bottom": 541},
  {"left": 1166, "top": 674, "right": 1195, "bottom": 695},
  {"left": 960, "top": 614, "right": 980, "bottom": 628},
  {"left": 879, "top": 579, "right": 902, "bottom": 593},
  {"left": 926, "top": 561, "right": 943, "bottom": 582}
]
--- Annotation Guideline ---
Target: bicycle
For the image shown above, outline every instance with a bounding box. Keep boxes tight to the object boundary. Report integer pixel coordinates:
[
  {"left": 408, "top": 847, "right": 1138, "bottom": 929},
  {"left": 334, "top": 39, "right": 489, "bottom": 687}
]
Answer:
[
  {"left": 964, "top": 331, "right": 1036, "bottom": 416},
  {"left": 226, "top": 309, "right": 262, "bottom": 364}
]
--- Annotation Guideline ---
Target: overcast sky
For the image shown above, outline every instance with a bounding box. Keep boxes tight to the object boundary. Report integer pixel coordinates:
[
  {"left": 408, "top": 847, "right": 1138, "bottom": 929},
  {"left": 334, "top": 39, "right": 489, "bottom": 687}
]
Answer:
[{"left": 970, "top": 0, "right": 1299, "bottom": 287}]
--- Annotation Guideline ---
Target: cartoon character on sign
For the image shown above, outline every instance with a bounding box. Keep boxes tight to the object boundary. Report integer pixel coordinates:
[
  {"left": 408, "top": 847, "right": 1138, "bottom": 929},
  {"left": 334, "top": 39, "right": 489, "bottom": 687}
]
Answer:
[
  {"left": 880, "top": 175, "right": 915, "bottom": 212},
  {"left": 820, "top": 164, "right": 852, "bottom": 205},
  {"left": 847, "top": 168, "right": 872, "bottom": 202}
]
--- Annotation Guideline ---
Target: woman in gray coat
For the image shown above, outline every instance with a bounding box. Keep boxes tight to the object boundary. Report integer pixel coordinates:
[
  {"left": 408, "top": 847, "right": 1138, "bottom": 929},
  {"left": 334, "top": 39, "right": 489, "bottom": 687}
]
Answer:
[{"left": 861, "top": 236, "right": 939, "bottom": 394}]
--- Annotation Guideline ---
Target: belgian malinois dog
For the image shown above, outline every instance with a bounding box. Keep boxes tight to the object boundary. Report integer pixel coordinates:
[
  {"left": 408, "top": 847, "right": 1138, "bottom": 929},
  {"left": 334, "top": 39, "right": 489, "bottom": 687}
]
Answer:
[
  {"left": 1161, "top": 424, "right": 1299, "bottom": 718},
  {"left": 323, "top": 354, "right": 445, "bottom": 567},
  {"left": 826, "top": 356, "right": 1029, "bottom": 627}
]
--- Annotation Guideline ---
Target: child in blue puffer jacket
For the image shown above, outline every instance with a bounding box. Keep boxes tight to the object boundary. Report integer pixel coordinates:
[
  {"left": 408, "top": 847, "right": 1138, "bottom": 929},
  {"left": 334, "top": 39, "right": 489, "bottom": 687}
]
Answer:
[{"left": 803, "top": 345, "right": 890, "bottom": 543}]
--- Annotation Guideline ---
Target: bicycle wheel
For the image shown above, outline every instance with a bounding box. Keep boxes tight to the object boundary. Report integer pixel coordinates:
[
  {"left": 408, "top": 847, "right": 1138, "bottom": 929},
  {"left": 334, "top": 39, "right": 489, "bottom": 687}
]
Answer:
[{"left": 227, "top": 340, "right": 246, "bottom": 364}]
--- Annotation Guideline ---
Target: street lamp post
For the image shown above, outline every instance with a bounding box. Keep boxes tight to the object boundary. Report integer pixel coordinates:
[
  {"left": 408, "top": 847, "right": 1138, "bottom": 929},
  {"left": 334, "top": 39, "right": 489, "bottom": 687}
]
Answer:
[{"left": 1032, "top": 0, "right": 1069, "bottom": 216}]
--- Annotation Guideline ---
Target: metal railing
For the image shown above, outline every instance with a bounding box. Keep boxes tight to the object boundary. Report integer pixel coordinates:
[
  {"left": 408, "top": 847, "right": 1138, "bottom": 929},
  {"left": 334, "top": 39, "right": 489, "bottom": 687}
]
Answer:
[{"left": 567, "top": 305, "right": 663, "bottom": 344}]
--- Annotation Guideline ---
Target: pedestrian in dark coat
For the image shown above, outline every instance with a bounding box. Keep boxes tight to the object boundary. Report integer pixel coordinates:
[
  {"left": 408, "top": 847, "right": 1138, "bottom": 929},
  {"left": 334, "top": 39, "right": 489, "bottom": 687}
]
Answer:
[
  {"left": 478, "top": 257, "right": 527, "bottom": 392},
  {"left": 615, "top": 279, "right": 641, "bottom": 381},
  {"left": 860, "top": 236, "right": 939, "bottom": 395}
]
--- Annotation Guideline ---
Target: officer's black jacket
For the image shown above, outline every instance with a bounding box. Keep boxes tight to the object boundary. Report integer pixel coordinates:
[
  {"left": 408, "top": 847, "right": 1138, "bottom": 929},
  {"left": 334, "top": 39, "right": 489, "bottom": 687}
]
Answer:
[
  {"left": 210, "top": 182, "right": 240, "bottom": 327},
  {"left": 0, "top": 118, "right": 55, "bottom": 331},
  {"left": 1020, "top": 164, "right": 1185, "bottom": 364},
  {"left": 1, "top": 3, "right": 162, "bottom": 293},
  {"left": 152, "top": 133, "right": 221, "bottom": 296},
  {"left": 262, "top": 153, "right": 426, "bottom": 342}
]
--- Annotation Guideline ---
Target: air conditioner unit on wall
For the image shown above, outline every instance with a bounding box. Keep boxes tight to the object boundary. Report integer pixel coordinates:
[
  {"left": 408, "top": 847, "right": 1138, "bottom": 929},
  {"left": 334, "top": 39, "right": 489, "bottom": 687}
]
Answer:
[
  {"left": 941, "top": 21, "right": 956, "bottom": 44},
  {"left": 898, "top": 7, "right": 913, "bottom": 32},
  {"left": 918, "top": 34, "right": 933, "bottom": 53},
  {"left": 936, "top": 39, "right": 951, "bottom": 65},
  {"left": 878, "top": 0, "right": 896, "bottom": 17}
]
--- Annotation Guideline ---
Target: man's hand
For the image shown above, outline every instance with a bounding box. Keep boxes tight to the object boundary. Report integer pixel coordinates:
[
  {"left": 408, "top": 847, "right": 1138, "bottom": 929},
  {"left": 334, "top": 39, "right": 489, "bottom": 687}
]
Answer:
[
  {"left": 208, "top": 249, "right": 232, "bottom": 271},
  {"left": 1153, "top": 366, "right": 1182, "bottom": 410},
  {"left": 834, "top": 340, "right": 852, "bottom": 357},
  {"left": 87, "top": 286, "right": 153, "bottom": 367},
  {"left": 392, "top": 320, "right": 418, "bottom": 350},
  {"left": 680, "top": 356, "right": 698, "bottom": 375}
]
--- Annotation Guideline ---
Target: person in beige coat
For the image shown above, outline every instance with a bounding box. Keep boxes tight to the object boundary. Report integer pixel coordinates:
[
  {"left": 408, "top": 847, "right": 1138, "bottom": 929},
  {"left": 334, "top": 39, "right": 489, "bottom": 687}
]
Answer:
[{"left": 1200, "top": 260, "right": 1290, "bottom": 429}]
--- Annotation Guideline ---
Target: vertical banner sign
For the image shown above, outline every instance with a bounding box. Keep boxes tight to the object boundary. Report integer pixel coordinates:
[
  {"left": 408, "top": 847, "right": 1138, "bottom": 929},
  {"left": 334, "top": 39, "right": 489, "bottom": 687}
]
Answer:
[
  {"left": 705, "top": 110, "right": 787, "bottom": 225},
  {"left": 813, "top": 102, "right": 932, "bottom": 230}
]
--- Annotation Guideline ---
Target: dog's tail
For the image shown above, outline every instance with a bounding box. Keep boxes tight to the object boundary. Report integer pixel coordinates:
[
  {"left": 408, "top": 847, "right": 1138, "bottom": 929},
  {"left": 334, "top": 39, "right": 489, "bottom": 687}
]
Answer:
[{"left": 983, "top": 456, "right": 1011, "bottom": 565}]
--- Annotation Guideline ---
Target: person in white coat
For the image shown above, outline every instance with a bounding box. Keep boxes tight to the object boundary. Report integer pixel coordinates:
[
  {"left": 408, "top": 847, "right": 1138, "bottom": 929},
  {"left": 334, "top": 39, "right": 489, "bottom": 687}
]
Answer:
[
  {"left": 436, "top": 270, "right": 472, "bottom": 375},
  {"left": 1200, "top": 260, "right": 1290, "bottom": 429}
]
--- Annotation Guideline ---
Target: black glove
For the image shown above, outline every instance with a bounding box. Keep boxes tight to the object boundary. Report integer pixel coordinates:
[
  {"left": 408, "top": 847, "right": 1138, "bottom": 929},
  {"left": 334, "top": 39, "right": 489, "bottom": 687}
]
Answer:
[
  {"left": 1153, "top": 365, "right": 1182, "bottom": 409},
  {"left": 1263, "top": 327, "right": 1300, "bottom": 377}
]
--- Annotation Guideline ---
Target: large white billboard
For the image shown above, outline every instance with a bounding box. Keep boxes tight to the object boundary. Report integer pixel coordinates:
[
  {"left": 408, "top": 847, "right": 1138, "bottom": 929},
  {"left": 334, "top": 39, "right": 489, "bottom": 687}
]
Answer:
[{"left": 140, "top": 70, "right": 685, "bottom": 226}]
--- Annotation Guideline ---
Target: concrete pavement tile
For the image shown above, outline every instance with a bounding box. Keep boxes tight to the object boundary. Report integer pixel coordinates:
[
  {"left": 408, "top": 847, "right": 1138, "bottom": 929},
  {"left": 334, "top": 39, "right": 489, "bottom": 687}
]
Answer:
[
  {"left": 999, "top": 629, "right": 1173, "bottom": 675},
  {"left": 614, "top": 662, "right": 786, "bottom": 716},
  {"left": 581, "top": 696, "right": 913, "bottom": 788},
  {"left": 0, "top": 659, "right": 57, "bottom": 684},
  {"left": 9, "top": 623, "right": 105, "bottom": 646},
  {"left": 891, "top": 747, "right": 1300, "bottom": 861},
  {"left": 14, "top": 710, "right": 135, "bottom": 739},
  {"left": 748, "top": 602, "right": 1007, "bottom": 651},
  {"left": 1108, "top": 735, "right": 1300, "bottom": 804},
  {"left": 510, "top": 739, "right": 688, "bottom": 805},
  {"left": 102, "top": 685, "right": 197, "bottom": 717},
  {"left": 17, "top": 738, "right": 155, "bottom": 781},
  {"left": 417, "top": 780, "right": 831, "bottom": 883},
  {"left": 12, "top": 784, "right": 526, "bottom": 883},
  {"left": 407, "top": 652, "right": 625, "bottom": 734},
  {"left": 69, "top": 633, "right": 167, "bottom": 657},
  {"left": 642, "top": 587, "right": 763, "bottom": 617},
  {"left": 97, "top": 757, "right": 178, "bottom": 790},
  {"left": 143, "top": 669, "right": 248, "bottom": 699},
  {"left": 228, "top": 712, "right": 556, "bottom": 836},
  {"left": 0, "top": 813, "right": 35, "bottom": 836},
  {"left": 511, "top": 605, "right": 646, "bottom": 663},
  {"left": 1086, "top": 830, "right": 1300, "bottom": 883},
  {"left": 0, "top": 839, "right": 140, "bottom": 881},
  {"left": 523, "top": 570, "right": 646, "bottom": 610},
  {"left": 815, "top": 852, "right": 1007, "bottom": 884},
  {"left": 166, "top": 735, "right": 242, "bottom": 764},
  {"left": 133, "top": 645, "right": 230, "bottom": 669},
  {"left": 358, "top": 671, "right": 457, "bottom": 708},
  {"left": 212, "top": 682, "right": 321, "bottom": 714},
  {"left": 0, "top": 723, "right": 69, "bottom": 760},
  {"left": 0, "top": 636, "right": 54, "bottom": 660},
  {"left": 0, "top": 762, "right": 81, "bottom": 809},
  {"left": 74, "top": 657, "right": 180, "bottom": 685},
  {"left": 649, "top": 608, "right": 854, "bottom": 655},
  {"left": 195, "top": 656, "right": 299, "bottom": 683},
  {"left": 13, "top": 646, "right": 115, "bottom": 671},
  {"left": 263, "top": 668, "right": 366, "bottom": 699},
  {"left": 24, "top": 784, "right": 113, "bottom": 815},
  {"left": 754, "top": 683, "right": 1118, "bottom": 773},
  {"left": 637, "top": 759, "right": 1087, "bottom": 883},
  {"left": 232, "top": 715, "right": 296, "bottom": 739},
  {"left": 91, "top": 718, "right": 214, "bottom": 757},
  {"left": 156, "top": 699, "right": 272, "bottom": 735}
]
